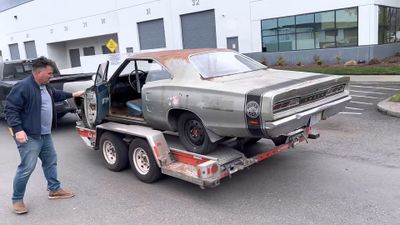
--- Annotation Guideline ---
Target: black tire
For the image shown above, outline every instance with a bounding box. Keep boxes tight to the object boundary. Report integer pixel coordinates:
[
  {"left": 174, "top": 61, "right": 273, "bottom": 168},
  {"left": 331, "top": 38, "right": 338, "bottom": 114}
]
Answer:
[
  {"left": 56, "top": 112, "right": 67, "bottom": 120},
  {"left": 177, "top": 112, "right": 217, "bottom": 154},
  {"left": 99, "top": 132, "right": 129, "bottom": 172},
  {"left": 245, "top": 138, "right": 261, "bottom": 145},
  {"left": 271, "top": 135, "right": 287, "bottom": 146},
  {"left": 129, "top": 138, "right": 161, "bottom": 183}
]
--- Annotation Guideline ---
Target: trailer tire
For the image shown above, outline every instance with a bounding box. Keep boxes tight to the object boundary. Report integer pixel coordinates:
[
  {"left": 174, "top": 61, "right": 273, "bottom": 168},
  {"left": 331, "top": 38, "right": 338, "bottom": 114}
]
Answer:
[
  {"left": 99, "top": 132, "right": 129, "bottom": 171},
  {"left": 177, "top": 112, "right": 217, "bottom": 154},
  {"left": 129, "top": 138, "right": 161, "bottom": 183}
]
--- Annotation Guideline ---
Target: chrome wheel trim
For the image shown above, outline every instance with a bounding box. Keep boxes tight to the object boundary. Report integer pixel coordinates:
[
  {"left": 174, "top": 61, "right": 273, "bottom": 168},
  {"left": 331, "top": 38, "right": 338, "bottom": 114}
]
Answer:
[
  {"left": 133, "top": 147, "right": 150, "bottom": 175},
  {"left": 103, "top": 140, "right": 117, "bottom": 165}
]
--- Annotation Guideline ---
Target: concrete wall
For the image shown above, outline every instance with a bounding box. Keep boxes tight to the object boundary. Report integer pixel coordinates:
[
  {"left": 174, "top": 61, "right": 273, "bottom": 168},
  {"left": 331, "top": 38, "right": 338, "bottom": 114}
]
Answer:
[{"left": 246, "top": 43, "right": 400, "bottom": 66}]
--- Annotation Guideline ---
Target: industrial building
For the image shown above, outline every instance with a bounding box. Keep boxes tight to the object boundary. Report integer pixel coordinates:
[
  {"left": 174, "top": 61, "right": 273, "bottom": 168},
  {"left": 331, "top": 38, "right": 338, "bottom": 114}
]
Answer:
[{"left": 1, "top": 0, "right": 400, "bottom": 68}]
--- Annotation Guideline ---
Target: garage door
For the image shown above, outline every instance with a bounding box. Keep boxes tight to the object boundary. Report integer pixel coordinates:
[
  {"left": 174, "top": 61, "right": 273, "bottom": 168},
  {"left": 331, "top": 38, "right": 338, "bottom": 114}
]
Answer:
[
  {"left": 180, "top": 9, "right": 217, "bottom": 49},
  {"left": 24, "top": 41, "right": 37, "bottom": 59},
  {"left": 138, "top": 19, "right": 166, "bottom": 50},
  {"left": 69, "top": 48, "right": 81, "bottom": 67},
  {"left": 9, "top": 43, "right": 20, "bottom": 60}
]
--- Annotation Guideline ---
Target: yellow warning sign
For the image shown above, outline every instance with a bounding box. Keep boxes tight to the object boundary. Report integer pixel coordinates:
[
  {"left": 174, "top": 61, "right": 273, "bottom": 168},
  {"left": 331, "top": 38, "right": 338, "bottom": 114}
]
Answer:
[{"left": 106, "top": 38, "right": 118, "bottom": 53}]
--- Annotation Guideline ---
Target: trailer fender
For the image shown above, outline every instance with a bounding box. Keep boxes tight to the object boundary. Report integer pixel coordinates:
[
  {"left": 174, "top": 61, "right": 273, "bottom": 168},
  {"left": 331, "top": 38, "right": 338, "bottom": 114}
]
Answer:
[{"left": 95, "top": 122, "right": 173, "bottom": 167}]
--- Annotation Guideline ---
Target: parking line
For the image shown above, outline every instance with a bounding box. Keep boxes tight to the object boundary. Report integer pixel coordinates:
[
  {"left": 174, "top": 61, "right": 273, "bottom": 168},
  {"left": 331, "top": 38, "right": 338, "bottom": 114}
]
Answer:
[
  {"left": 350, "top": 101, "right": 374, "bottom": 105},
  {"left": 345, "top": 107, "right": 364, "bottom": 111},
  {"left": 350, "top": 90, "right": 386, "bottom": 95},
  {"left": 350, "top": 95, "right": 380, "bottom": 99},
  {"left": 339, "top": 112, "right": 363, "bottom": 115},
  {"left": 350, "top": 85, "right": 399, "bottom": 91}
]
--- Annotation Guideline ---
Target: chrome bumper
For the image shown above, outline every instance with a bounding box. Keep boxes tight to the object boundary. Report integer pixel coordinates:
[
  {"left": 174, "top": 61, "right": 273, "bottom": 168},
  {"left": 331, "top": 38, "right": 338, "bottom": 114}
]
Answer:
[{"left": 265, "top": 96, "right": 351, "bottom": 137}]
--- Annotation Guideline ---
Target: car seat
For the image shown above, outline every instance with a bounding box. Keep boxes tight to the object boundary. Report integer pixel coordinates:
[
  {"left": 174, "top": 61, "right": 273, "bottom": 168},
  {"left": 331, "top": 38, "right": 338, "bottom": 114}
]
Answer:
[{"left": 126, "top": 99, "right": 143, "bottom": 116}]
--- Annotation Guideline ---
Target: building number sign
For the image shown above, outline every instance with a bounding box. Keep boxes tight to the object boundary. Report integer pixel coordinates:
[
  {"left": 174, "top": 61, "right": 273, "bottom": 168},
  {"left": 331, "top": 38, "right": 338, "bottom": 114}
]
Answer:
[{"left": 192, "top": 0, "right": 199, "bottom": 6}]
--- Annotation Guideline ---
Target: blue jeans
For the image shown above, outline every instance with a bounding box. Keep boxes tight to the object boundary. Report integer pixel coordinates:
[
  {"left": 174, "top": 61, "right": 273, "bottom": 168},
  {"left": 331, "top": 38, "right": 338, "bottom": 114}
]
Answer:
[{"left": 12, "top": 134, "right": 60, "bottom": 202}]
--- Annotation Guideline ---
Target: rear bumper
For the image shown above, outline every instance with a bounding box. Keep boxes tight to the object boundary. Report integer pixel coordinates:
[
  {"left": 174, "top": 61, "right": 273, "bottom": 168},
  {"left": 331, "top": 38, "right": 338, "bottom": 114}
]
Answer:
[{"left": 265, "top": 96, "right": 351, "bottom": 137}]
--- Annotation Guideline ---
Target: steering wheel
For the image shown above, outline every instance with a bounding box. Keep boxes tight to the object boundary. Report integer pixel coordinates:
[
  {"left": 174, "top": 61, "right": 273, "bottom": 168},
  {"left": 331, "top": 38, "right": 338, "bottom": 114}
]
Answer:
[{"left": 128, "top": 69, "right": 146, "bottom": 92}]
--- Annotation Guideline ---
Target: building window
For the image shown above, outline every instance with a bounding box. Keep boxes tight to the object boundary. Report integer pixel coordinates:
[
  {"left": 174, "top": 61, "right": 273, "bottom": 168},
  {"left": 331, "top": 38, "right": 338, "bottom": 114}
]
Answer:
[
  {"left": 379, "top": 6, "right": 400, "bottom": 44},
  {"left": 261, "top": 7, "right": 358, "bottom": 52},
  {"left": 102, "top": 45, "right": 112, "bottom": 54},
  {"left": 126, "top": 47, "right": 134, "bottom": 53},
  {"left": 83, "top": 46, "right": 95, "bottom": 56}
]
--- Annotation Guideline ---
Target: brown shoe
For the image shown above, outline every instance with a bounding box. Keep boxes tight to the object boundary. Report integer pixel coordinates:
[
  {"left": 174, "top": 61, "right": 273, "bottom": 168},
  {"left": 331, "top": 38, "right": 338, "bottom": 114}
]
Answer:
[
  {"left": 13, "top": 201, "right": 28, "bottom": 214},
  {"left": 48, "top": 188, "right": 75, "bottom": 200}
]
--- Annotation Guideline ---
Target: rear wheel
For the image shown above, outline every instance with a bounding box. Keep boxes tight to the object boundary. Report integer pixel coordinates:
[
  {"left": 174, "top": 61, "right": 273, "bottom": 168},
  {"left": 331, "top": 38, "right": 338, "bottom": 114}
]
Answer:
[
  {"left": 271, "top": 136, "right": 287, "bottom": 146},
  {"left": 244, "top": 138, "right": 261, "bottom": 145},
  {"left": 177, "top": 112, "right": 217, "bottom": 154},
  {"left": 129, "top": 138, "right": 161, "bottom": 183},
  {"left": 99, "top": 132, "right": 129, "bottom": 171}
]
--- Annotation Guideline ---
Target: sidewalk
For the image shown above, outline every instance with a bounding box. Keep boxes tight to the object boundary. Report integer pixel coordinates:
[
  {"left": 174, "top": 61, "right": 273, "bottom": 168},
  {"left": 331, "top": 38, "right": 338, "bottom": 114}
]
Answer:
[
  {"left": 345, "top": 75, "right": 400, "bottom": 82},
  {"left": 345, "top": 75, "right": 400, "bottom": 118}
]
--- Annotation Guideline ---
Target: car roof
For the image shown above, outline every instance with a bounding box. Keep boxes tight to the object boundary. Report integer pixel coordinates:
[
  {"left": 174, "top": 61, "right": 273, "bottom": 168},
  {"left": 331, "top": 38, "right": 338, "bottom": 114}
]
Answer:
[{"left": 131, "top": 48, "right": 231, "bottom": 64}]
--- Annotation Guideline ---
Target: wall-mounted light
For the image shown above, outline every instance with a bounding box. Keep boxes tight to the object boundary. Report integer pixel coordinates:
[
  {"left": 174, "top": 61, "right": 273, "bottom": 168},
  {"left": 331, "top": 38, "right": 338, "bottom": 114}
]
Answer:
[{"left": 13, "top": 15, "right": 18, "bottom": 20}]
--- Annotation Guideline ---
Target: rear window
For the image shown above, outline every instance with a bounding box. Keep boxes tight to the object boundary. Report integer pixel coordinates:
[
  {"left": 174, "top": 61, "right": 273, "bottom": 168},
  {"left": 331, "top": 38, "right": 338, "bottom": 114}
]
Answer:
[
  {"left": 3, "top": 63, "right": 32, "bottom": 81},
  {"left": 190, "top": 51, "right": 266, "bottom": 78},
  {"left": 2, "top": 60, "right": 60, "bottom": 81}
]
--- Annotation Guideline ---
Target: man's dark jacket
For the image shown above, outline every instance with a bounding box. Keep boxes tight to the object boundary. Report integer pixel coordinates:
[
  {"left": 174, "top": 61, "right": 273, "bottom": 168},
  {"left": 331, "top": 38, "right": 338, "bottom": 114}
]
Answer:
[{"left": 5, "top": 75, "right": 72, "bottom": 137}]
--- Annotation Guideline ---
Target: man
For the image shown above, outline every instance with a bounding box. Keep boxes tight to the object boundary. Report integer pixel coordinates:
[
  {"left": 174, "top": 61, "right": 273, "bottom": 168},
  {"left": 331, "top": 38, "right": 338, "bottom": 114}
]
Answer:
[{"left": 5, "top": 56, "right": 85, "bottom": 214}]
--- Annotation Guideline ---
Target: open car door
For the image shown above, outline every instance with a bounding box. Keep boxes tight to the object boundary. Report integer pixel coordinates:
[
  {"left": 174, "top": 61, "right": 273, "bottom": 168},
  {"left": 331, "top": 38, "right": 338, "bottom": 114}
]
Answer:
[{"left": 83, "top": 62, "right": 109, "bottom": 128}]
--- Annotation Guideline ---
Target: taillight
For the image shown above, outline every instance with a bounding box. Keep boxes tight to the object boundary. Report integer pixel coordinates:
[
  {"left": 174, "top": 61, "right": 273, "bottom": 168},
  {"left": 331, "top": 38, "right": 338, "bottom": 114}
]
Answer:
[{"left": 197, "top": 160, "right": 219, "bottom": 179}]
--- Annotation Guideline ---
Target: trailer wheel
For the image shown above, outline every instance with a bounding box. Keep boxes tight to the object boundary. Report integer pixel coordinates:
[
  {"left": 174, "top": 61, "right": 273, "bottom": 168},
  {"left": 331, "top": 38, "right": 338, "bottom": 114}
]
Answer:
[
  {"left": 177, "top": 112, "right": 217, "bottom": 154},
  {"left": 99, "top": 132, "right": 129, "bottom": 171},
  {"left": 129, "top": 138, "right": 161, "bottom": 183}
]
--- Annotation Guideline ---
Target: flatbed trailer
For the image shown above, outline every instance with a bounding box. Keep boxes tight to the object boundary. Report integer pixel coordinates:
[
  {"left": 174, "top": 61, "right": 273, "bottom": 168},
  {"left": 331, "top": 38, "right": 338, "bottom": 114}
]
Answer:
[{"left": 76, "top": 121, "right": 318, "bottom": 188}]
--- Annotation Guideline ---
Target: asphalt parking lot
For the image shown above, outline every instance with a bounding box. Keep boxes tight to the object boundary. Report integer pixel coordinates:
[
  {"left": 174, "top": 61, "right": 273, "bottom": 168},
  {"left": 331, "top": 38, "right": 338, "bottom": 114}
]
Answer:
[{"left": 0, "top": 81, "right": 399, "bottom": 225}]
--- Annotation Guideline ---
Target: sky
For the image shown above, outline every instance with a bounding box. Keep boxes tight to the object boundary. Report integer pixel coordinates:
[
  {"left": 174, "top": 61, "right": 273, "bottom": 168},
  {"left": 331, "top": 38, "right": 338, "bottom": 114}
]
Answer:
[{"left": 0, "top": 0, "right": 32, "bottom": 12}]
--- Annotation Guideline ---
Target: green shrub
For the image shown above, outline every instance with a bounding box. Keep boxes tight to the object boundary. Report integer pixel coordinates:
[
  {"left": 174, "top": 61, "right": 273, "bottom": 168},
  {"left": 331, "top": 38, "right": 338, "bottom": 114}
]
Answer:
[
  {"left": 259, "top": 56, "right": 268, "bottom": 66},
  {"left": 368, "top": 58, "right": 381, "bottom": 65},
  {"left": 276, "top": 56, "right": 286, "bottom": 66},
  {"left": 335, "top": 55, "right": 342, "bottom": 64},
  {"left": 313, "top": 55, "right": 322, "bottom": 65},
  {"left": 389, "top": 93, "right": 400, "bottom": 102}
]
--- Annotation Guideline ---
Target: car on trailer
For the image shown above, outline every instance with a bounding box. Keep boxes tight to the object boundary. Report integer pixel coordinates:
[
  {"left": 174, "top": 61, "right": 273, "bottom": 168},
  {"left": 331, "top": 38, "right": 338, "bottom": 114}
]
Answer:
[
  {"left": 75, "top": 48, "right": 350, "bottom": 187},
  {"left": 78, "top": 48, "right": 351, "bottom": 155}
]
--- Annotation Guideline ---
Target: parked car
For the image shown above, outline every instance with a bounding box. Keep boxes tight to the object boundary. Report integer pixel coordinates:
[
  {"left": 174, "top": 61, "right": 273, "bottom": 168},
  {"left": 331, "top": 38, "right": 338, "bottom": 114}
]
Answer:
[
  {"left": 0, "top": 58, "right": 94, "bottom": 119},
  {"left": 80, "top": 48, "right": 351, "bottom": 154}
]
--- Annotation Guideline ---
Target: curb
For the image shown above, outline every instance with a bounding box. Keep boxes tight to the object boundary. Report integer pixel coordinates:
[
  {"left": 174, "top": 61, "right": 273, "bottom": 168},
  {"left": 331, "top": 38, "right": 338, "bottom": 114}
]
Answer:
[{"left": 377, "top": 98, "right": 400, "bottom": 118}]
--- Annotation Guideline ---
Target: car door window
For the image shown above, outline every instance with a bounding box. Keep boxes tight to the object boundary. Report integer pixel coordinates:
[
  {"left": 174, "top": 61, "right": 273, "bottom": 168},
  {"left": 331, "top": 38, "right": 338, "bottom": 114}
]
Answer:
[{"left": 145, "top": 66, "right": 171, "bottom": 83}]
